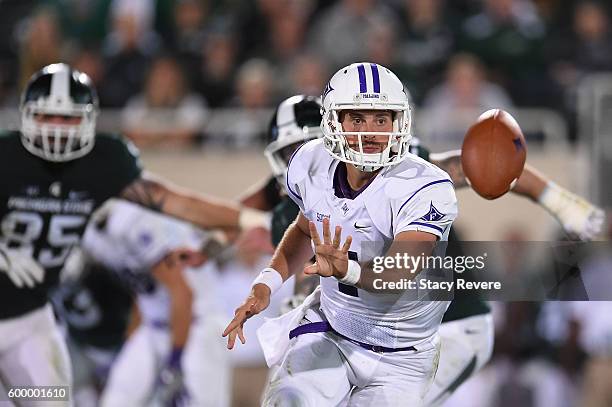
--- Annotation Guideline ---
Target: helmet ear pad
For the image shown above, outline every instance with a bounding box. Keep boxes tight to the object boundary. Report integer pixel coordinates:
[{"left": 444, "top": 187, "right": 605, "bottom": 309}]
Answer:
[{"left": 20, "top": 63, "right": 99, "bottom": 162}]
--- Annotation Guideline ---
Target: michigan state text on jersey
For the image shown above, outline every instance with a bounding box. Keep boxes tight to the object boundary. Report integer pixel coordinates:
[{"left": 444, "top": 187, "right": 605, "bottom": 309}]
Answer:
[
  {"left": 0, "top": 62, "right": 260, "bottom": 320},
  {"left": 0, "top": 130, "right": 142, "bottom": 319}
]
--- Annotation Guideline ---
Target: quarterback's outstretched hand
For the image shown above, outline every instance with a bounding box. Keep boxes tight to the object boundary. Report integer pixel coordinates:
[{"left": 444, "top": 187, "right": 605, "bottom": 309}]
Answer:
[
  {"left": 304, "top": 218, "right": 353, "bottom": 279},
  {"left": 222, "top": 284, "right": 271, "bottom": 349},
  {"left": 539, "top": 182, "right": 606, "bottom": 241},
  {"left": 0, "top": 247, "right": 44, "bottom": 288}
]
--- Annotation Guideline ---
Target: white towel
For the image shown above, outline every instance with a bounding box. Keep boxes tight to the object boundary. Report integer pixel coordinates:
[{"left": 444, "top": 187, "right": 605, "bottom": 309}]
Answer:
[{"left": 256, "top": 286, "right": 322, "bottom": 367}]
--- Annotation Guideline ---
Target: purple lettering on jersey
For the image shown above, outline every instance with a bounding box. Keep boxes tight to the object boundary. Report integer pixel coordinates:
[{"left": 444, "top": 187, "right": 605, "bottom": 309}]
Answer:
[{"left": 316, "top": 212, "right": 330, "bottom": 222}]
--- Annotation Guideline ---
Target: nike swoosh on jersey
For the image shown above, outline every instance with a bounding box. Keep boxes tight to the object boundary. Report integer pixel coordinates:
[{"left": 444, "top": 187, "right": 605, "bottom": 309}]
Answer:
[{"left": 353, "top": 223, "right": 370, "bottom": 229}]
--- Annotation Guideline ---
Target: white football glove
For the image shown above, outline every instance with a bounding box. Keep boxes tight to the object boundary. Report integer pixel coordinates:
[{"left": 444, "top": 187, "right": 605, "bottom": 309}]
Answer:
[
  {"left": 539, "top": 182, "right": 606, "bottom": 241},
  {"left": 0, "top": 246, "right": 45, "bottom": 288}
]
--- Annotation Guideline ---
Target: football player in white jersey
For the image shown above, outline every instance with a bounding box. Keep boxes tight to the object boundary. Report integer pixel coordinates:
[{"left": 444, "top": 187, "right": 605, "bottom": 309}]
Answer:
[
  {"left": 80, "top": 201, "right": 230, "bottom": 407},
  {"left": 224, "top": 63, "right": 459, "bottom": 406}
]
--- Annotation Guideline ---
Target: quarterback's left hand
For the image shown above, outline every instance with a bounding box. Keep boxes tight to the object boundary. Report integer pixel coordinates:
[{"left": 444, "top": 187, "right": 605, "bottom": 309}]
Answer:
[
  {"left": 304, "top": 218, "right": 353, "bottom": 279},
  {"left": 540, "top": 183, "right": 606, "bottom": 241}
]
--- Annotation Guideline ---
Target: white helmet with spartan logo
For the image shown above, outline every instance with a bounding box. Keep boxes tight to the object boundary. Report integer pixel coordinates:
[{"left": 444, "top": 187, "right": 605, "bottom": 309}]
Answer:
[{"left": 20, "top": 63, "right": 99, "bottom": 162}]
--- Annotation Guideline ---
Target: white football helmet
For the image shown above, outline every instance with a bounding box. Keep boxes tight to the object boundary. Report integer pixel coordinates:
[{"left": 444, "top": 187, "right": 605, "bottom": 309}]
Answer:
[
  {"left": 20, "top": 63, "right": 99, "bottom": 162},
  {"left": 265, "top": 95, "right": 322, "bottom": 184},
  {"left": 321, "top": 62, "right": 412, "bottom": 172}
]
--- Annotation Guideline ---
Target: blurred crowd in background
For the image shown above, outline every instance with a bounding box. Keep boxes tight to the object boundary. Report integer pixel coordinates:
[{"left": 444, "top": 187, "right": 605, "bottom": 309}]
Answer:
[
  {"left": 1, "top": 1, "right": 612, "bottom": 406},
  {"left": 0, "top": 0, "right": 611, "bottom": 147}
]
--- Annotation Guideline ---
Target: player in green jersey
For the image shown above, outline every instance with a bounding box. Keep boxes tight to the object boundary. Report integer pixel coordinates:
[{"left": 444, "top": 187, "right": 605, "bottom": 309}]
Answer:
[{"left": 0, "top": 63, "right": 265, "bottom": 402}]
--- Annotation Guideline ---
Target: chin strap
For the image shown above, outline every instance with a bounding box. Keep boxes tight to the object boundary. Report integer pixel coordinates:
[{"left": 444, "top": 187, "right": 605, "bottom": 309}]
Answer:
[{"left": 354, "top": 163, "right": 382, "bottom": 173}]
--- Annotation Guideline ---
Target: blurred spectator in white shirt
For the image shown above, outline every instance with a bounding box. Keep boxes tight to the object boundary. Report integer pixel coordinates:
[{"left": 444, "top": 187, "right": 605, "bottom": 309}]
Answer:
[
  {"left": 288, "top": 53, "right": 328, "bottom": 98},
  {"left": 421, "top": 53, "right": 513, "bottom": 145},
  {"left": 213, "top": 58, "right": 274, "bottom": 147},
  {"left": 122, "top": 55, "right": 208, "bottom": 148}
]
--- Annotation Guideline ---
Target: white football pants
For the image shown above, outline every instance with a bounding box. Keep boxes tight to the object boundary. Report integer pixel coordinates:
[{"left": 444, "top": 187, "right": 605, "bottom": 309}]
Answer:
[
  {"left": 262, "top": 309, "right": 441, "bottom": 407},
  {"left": 0, "top": 304, "right": 72, "bottom": 407},
  {"left": 100, "top": 316, "right": 230, "bottom": 407},
  {"left": 424, "top": 313, "right": 494, "bottom": 406}
]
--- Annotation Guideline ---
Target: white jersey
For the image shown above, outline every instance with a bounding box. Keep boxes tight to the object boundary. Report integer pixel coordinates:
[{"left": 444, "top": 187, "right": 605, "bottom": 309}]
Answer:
[
  {"left": 286, "top": 139, "right": 458, "bottom": 347},
  {"left": 81, "top": 200, "right": 208, "bottom": 324}
]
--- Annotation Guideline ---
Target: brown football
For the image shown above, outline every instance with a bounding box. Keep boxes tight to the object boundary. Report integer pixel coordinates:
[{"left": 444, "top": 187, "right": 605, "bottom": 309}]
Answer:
[{"left": 461, "top": 109, "right": 527, "bottom": 200}]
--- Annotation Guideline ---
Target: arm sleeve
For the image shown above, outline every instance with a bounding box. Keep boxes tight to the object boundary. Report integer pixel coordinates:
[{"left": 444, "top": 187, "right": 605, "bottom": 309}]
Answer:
[{"left": 393, "top": 181, "right": 458, "bottom": 239}]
